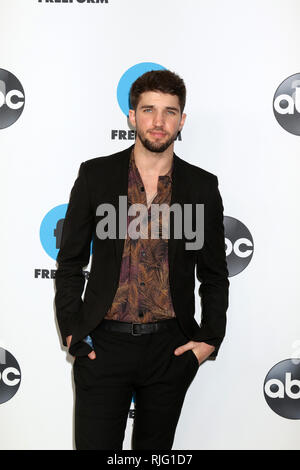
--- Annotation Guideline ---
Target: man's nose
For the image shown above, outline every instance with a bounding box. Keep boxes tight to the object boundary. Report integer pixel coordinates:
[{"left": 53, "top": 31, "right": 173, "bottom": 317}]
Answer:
[{"left": 153, "top": 111, "right": 165, "bottom": 127}]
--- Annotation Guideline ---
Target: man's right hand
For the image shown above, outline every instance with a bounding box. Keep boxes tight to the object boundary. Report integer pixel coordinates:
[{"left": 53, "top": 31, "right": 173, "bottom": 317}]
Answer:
[{"left": 66, "top": 335, "right": 96, "bottom": 360}]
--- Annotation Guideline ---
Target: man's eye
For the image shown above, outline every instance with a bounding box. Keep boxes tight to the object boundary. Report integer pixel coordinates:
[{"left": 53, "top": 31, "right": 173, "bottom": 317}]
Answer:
[{"left": 143, "top": 108, "right": 152, "bottom": 112}]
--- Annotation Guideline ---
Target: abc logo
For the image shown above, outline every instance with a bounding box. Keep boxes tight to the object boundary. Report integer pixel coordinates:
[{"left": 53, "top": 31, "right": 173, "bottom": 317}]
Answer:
[
  {"left": 264, "top": 359, "right": 300, "bottom": 419},
  {"left": 0, "top": 348, "right": 21, "bottom": 405},
  {"left": 0, "top": 68, "right": 25, "bottom": 129},
  {"left": 273, "top": 73, "right": 300, "bottom": 135},
  {"left": 224, "top": 216, "right": 254, "bottom": 277}
]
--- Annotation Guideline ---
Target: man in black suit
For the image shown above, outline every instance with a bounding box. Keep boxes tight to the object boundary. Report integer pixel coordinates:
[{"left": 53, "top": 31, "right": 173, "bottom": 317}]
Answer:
[{"left": 55, "top": 70, "right": 229, "bottom": 450}]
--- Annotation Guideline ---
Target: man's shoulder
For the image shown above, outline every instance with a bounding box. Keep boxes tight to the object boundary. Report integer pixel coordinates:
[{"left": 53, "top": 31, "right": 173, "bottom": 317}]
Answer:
[
  {"left": 82, "top": 146, "right": 132, "bottom": 172},
  {"left": 176, "top": 153, "right": 218, "bottom": 185}
]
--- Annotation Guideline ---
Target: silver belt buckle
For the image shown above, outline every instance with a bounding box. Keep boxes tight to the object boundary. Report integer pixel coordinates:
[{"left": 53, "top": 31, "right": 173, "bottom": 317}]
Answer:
[{"left": 131, "top": 323, "right": 142, "bottom": 336}]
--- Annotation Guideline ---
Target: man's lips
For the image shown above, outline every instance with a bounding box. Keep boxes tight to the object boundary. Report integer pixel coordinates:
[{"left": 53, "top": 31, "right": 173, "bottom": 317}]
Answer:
[{"left": 149, "top": 130, "right": 167, "bottom": 138}]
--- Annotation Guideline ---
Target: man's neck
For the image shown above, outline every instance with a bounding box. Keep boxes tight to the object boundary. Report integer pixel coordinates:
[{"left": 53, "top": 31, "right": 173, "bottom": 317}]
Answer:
[{"left": 133, "top": 138, "right": 174, "bottom": 177}]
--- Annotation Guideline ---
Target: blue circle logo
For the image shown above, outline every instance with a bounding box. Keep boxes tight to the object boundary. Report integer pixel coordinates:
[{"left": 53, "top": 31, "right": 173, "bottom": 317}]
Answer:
[
  {"left": 40, "top": 205, "right": 94, "bottom": 261},
  {"left": 40, "top": 204, "right": 93, "bottom": 261},
  {"left": 117, "top": 62, "right": 166, "bottom": 116},
  {"left": 40, "top": 204, "right": 68, "bottom": 260}
]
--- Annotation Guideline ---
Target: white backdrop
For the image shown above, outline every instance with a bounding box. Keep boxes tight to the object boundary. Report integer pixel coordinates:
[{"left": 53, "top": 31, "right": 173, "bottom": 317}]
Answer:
[{"left": 1, "top": 0, "right": 300, "bottom": 450}]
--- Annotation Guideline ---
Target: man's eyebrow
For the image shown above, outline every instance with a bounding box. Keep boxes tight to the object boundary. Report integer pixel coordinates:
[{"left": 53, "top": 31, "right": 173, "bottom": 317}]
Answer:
[
  {"left": 140, "top": 105, "right": 180, "bottom": 112},
  {"left": 166, "top": 106, "right": 180, "bottom": 112}
]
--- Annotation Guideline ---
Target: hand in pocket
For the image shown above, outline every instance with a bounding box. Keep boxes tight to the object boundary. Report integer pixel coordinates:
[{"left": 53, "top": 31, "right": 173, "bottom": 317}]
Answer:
[{"left": 66, "top": 334, "right": 96, "bottom": 360}]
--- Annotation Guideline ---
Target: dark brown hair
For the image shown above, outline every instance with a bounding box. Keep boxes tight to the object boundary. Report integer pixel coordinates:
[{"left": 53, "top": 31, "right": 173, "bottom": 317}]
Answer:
[{"left": 129, "top": 70, "right": 186, "bottom": 114}]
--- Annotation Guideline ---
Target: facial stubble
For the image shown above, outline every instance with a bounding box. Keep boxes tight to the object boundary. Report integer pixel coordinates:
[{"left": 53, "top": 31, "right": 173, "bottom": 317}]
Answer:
[{"left": 136, "top": 127, "right": 180, "bottom": 154}]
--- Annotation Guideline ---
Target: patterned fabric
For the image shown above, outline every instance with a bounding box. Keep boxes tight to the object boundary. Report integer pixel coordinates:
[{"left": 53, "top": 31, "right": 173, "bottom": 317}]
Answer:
[{"left": 104, "top": 149, "right": 176, "bottom": 323}]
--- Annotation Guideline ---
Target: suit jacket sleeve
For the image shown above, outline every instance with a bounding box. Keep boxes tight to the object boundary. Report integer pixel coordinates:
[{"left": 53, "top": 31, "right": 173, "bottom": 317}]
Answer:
[
  {"left": 54, "top": 162, "right": 94, "bottom": 346},
  {"left": 193, "top": 175, "right": 229, "bottom": 358}
]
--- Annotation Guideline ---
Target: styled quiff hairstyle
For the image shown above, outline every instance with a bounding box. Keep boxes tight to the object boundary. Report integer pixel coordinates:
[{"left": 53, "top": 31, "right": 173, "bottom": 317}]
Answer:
[{"left": 129, "top": 70, "right": 186, "bottom": 114}]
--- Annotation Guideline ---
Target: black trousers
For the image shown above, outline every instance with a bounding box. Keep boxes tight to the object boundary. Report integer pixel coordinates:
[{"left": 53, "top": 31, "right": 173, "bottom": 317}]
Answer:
[{"left": 73, "top": 318, "right": 200, "bottom": 450}]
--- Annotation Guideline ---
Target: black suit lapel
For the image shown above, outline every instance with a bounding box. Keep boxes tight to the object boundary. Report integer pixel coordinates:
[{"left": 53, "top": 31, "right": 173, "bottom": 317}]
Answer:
[
  {"left": 168, "top": 153, "right": 187, "bottom": 275},
  {"left": 112, "top": 146, "right": 132, "bottom": 266}
]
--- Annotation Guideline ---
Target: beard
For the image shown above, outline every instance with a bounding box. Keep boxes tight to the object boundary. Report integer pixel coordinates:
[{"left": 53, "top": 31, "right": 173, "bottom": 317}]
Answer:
[{"left": 136, "top": 127, "right": 179, "bottom": 153}]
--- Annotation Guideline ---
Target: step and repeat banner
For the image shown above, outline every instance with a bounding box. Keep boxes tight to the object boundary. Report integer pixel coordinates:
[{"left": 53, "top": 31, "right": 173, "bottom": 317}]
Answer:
[{"left": 1, "top": 0, "right": 300, "bottom": 450}]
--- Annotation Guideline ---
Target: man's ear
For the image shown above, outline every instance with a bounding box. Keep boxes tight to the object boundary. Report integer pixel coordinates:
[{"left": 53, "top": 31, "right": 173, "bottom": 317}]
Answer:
[
  {"left": 179, "top": 112, "right": 187, "bottom": 132},
  {"left": 128, "top": 109, "right": 136, "bottom": 128}
]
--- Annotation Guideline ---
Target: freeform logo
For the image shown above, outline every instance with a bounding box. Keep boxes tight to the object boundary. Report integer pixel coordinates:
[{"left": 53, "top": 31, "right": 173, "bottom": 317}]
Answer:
[
  {"left": 112, "top": 62, "right": 182, "bottom": 142},
  {"left": 40, "top": 204, "right": 69, "bottom": 261},
  {"left": 0, "top": 69, "right": 25, "bottom": 129},
  {"left": 36, "top": 204, "right": 92, "bottom": 277},
  {"left": 224, "top": 216, "right": 254, "bottom": 277},
  {"left": 264, "top": 359, "right": 300, "bottom": 419},
  {"left": 0, "top": 348, "right": 21, "bottom": 405},
  {"left": 117, "top": 62, "right": 166, "bottom": 117},
  {"left": 273, "top": 73, "right": 300, "bottom": 135}
]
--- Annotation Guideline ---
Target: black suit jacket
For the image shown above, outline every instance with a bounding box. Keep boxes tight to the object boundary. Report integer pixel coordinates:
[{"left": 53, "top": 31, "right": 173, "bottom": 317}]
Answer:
[{"left": 54, "top": 144, "right": 229, "bottom": 358}]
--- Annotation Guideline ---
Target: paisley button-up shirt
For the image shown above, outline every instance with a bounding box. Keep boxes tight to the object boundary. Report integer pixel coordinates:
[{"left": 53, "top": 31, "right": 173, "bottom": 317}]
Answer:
[{"left": 104, "top": 149, "right": 176, "bottom": 322}]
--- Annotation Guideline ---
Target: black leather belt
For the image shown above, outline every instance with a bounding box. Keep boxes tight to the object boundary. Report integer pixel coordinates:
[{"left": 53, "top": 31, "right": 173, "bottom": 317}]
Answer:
[{"left": 100, "top": 318, "right": 178, "bottom": 336}]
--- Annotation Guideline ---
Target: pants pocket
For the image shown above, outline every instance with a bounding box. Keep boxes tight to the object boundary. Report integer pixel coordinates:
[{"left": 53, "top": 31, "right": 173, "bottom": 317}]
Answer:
[{"left": 187, "top": 349, "right": 200, "bottom": 370}]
